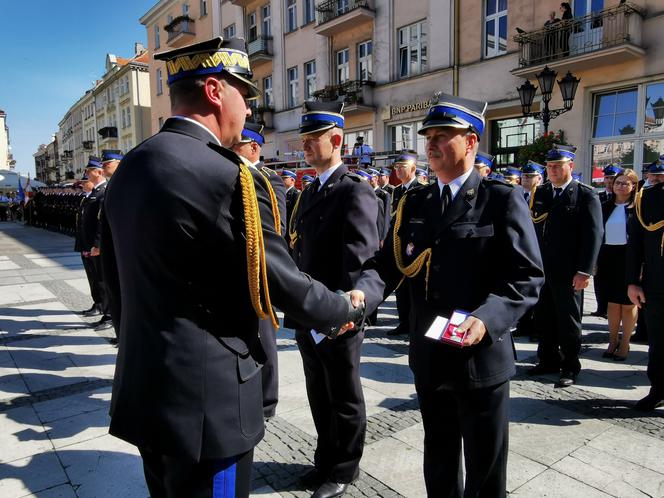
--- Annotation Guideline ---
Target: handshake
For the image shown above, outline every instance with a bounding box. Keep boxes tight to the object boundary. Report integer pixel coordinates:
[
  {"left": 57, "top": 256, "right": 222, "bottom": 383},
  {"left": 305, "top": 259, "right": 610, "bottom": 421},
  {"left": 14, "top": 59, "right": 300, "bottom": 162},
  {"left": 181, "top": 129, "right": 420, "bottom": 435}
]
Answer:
[{"left": 320, "top": 290, "right": 366, "bottom": 339}]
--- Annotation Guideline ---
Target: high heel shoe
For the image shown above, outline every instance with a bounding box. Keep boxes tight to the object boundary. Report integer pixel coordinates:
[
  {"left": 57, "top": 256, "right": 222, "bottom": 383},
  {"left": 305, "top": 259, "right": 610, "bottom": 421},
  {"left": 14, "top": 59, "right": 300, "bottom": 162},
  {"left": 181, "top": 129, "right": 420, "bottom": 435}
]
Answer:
[
  {"left": 613, "top": 347, "right": 630, "bottom": 361},
  {"left": 602, "top": 344, "right": 619, "bottom": 358}
]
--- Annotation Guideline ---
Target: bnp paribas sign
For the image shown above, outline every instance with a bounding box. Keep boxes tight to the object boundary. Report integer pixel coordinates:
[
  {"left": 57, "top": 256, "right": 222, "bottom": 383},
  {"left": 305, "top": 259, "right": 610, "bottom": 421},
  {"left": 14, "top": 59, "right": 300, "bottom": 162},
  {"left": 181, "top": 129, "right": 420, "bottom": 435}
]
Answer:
[{"left": 384, "top": 99, "right": 434, "bottom": 120}]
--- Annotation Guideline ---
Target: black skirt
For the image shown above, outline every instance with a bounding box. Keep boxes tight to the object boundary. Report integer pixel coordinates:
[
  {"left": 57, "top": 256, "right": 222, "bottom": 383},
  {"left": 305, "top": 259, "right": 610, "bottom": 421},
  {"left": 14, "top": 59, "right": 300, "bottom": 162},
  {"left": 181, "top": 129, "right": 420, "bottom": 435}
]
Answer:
[{"left": 596, "top": 244, "right": 631, "bottom": 305}]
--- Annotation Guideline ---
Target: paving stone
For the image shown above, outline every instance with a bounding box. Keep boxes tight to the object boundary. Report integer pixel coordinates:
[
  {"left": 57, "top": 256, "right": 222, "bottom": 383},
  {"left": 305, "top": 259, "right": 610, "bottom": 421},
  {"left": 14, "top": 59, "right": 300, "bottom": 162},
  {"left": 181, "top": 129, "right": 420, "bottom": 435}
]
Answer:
[
  {"left": 33, "top": 386, "right": 111, "bottom": 424},
  {"left": 510, "top": 469, "right": 613, "bottom": 497},
  {"left": 587, "top": 426, "right": 664, "bottom": 475},
  {"left": 63, "top": 278, "right": 91, "bottom": 296},
  {"left": 0, "top": 405, "right": 53, "bottom": 464},
  {"left": 0, "top": 284, "right": 55, "bottom": 306},
  {"left": 360, "top": 437, "right": 425, "bottom": 498},
  {"left": 506, "top": 451, "right": 548, "bottom": 493},
  {"left": 33, "top": 484, "right": 78, "bottom": 498},
  {"left": 0, "top": 451, "right": 69, "bottom": 498},
  {"left": 510, "top": 405, "right": 612, "bottom": 466},
  {"left": 56, "top": 434, "right": 147, "bottom": 498},
  {"left": 0, "top": 261, "right": 20, "bottom": 270}
]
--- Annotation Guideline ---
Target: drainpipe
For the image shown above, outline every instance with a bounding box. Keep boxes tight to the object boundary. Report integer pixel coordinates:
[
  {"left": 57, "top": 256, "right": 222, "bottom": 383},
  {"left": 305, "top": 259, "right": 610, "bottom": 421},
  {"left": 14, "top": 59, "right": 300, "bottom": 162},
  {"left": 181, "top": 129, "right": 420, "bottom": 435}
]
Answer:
[{"left": 453, "top": 0, "right": 460, "bottom": 96}]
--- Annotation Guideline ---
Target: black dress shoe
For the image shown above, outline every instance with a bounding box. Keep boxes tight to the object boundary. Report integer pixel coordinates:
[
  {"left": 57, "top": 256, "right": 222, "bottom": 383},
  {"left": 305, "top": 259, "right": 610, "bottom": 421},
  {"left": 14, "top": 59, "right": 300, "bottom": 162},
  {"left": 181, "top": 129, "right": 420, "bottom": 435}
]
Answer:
[
  {"left": 634, "top": 393, "right": 664, "bottom": 412},
  {"left": 94, "top": 316, "right": 113, "bottom": 331},
  {"left": 81, "top": 305, "right": 101, "bottom": 317},
  {"left": 299, "top": 469, "right": 326, "bottom": 489},
  {"left": 557, "top": 371, "right": 577, "bottom": 387},
  {"left": 527, "top": 364, "right": 559, "bottom": 376},
  {"left": 312, "top": 481, "right": 348, "bottom": 498},
  {"left": 386, "top": 325, "right": 407, "bottom": 336}
]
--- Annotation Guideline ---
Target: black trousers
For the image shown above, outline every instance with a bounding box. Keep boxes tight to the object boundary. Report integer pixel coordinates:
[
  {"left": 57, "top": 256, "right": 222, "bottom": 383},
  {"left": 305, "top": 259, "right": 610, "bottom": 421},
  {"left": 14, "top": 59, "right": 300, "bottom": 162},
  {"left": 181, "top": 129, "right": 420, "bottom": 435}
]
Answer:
[
  {"left": 417, "top": 381, "right": 509, "bottom": 498},
  {"left": 81, "top": 254, "right": 103, "bottom": 305},
  {"left": 396, "top": 284, "right": 411, "bottom": 332},
  {"left": 259, "top": 318, "right": 278, "bottom": 418},
  {"left": 535, "top": 281, "right": 583, "bottom": 373},
  {"left": 295, "top": 328, "right": 366, "bottom": 483},
  {"left": 593, "top": 272, "right": 608, "bottom": 314},
  {"left": 644, "top": 293, "right": 664, "bottom": 396},
  {"left": 139, "top": 448, "right": 253, "bottom": 498},
  {"left": 90, "top": 255, "right": 110, "bottom": 316}
]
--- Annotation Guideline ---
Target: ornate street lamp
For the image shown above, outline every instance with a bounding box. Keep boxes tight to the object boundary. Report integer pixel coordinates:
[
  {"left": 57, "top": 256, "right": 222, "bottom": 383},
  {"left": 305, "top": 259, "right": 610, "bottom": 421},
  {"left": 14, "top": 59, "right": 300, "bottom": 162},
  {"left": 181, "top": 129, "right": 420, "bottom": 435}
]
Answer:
[{"left": 517, "top": 66, "right": 580, "bottom": 135}]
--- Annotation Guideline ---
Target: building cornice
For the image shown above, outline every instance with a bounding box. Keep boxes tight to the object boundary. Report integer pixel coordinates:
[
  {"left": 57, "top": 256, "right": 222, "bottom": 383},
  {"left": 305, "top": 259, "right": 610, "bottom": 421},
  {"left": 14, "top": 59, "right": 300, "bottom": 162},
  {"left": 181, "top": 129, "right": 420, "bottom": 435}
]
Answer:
[{"left": 140, "top": 0, "right": 179, "bottom": 26}]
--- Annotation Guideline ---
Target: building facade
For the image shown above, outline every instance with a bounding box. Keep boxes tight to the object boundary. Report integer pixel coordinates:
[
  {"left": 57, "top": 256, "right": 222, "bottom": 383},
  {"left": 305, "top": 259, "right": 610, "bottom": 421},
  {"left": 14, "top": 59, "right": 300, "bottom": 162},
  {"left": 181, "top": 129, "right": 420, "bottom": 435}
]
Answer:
[
  {"left": 139, "top": 0, "right": 662, "bottom": 180},
  {"left": 0, "top": 110, "right": 15, "bottom": 170},
  {"left": 34, "top": 139, "right": 60, "bottom": 184},
  {"left": 51, "top": 45, "right": 152, "bottom": 180}
]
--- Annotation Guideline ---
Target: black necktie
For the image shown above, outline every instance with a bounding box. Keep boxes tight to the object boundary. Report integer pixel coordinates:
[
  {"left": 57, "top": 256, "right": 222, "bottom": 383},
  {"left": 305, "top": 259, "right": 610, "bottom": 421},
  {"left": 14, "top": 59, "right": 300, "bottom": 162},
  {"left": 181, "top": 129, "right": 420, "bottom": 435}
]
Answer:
[
  {"left": 554, "top": 187, "right": 563, "bottom": 199},
  {"left": 311, "top": 178, "right": 321, "bottom": 195},
  {"left": 441, "top": 184, "right": 452, "bottom": 214}
]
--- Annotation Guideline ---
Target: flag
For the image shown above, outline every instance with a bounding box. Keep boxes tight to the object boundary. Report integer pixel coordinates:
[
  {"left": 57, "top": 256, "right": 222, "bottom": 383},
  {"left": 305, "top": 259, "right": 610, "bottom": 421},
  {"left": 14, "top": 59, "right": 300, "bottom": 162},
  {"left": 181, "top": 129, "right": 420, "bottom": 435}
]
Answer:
[
  {"left": 17, "top": 175, "right": 25, "bottom": 202},
  {"left": 24, "top": 174, "right": 32, "bottom": 204}
]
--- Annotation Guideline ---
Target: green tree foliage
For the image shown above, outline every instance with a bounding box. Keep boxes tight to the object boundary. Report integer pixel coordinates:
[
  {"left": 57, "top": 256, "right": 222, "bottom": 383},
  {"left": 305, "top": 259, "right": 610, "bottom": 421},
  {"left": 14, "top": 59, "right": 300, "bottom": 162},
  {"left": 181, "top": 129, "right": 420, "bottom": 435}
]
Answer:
[{"left": 516, "top": 130, "right": 569, "bottom": 166}]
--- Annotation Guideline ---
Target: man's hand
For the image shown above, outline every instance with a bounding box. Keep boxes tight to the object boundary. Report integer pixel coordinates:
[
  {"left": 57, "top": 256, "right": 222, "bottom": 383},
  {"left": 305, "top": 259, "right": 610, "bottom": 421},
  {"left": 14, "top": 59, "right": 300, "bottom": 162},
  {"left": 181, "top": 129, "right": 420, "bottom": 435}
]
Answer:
[
  {"left": 572, "top": 272, "right": 590, "bottom": 291},
  {"left": 347, "top": 290, "right": 365, "bottom": 308},
  {"left": 457, "top": 316, "right": 487, "bottom": 347},
  {"left": 628, "top": 284, "right": 646, "bottom": 308},
  {"left": 90, "top": 247, "right": 100, "bottom": 257}
]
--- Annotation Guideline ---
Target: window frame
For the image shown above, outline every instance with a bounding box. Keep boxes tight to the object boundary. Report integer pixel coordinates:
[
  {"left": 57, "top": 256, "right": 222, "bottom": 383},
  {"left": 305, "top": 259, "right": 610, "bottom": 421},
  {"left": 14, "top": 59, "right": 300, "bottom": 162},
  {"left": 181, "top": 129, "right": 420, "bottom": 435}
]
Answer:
[
  {"left": 263, "top": 75, "right": 273, "bottom": 108},
  {"left": 287, "top": 66, "right": 299, "bottom": 108},
  {"left": 262, "top": 4, "right": 272, "bottom": 36},
  {"left": 200, "top": 0, "right": 207, "bottom": 17},
  {"left": 154, "top": 25, "right": 160, "bottom": 49},
  {"left": 397, "top": 20, "right": 428, "bottom": 79},
  {"left": 248, "top": 11, "right": 258, "bottom": 41},
  {"left": 305, "top": 60, "right": 317, "bottom": 99},
  {"left": 483, "top": 0, "right": 508, "bottom": 59},
  {"left": 303, "top": 0, "right": 315, "bottom": 24},
  {"left": 286, "top": 0, "right": 297, "bottom": 33},
  {"left": 156, "top": 68, "right": 163, "bottom": 96},
  {"left": 336, "top": 48, "right": 350, "bottom": 84},
  {"left": 357, "top": 40, "right": 373, "bottom": 82}
]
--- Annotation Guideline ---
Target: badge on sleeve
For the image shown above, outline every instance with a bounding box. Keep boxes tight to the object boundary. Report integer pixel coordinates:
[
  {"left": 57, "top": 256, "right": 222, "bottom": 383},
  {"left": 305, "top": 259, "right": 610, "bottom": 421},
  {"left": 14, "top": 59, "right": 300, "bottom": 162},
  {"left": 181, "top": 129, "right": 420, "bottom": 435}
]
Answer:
[{"left": 406, "top": 242, "right": 415, "bottom": 256}]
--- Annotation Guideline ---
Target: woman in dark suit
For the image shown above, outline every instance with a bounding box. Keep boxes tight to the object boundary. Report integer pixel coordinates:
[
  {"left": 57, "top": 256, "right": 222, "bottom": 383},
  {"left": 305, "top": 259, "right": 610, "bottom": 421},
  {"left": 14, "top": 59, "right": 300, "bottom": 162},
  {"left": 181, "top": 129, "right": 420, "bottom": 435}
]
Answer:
[{"left": 596, "top": 169, "right": 639, "bottom": 360}]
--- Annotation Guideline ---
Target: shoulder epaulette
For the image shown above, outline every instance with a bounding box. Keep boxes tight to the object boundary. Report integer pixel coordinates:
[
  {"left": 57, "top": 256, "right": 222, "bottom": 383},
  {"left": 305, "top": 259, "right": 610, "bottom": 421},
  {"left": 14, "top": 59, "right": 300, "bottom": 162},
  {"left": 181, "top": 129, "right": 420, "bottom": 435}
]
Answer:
[
  {"left": 343, "top": 172, "right": 363, "bottom": 183},
  {"left": 482, "top": 177, "right": 514, "bottom": 188}
]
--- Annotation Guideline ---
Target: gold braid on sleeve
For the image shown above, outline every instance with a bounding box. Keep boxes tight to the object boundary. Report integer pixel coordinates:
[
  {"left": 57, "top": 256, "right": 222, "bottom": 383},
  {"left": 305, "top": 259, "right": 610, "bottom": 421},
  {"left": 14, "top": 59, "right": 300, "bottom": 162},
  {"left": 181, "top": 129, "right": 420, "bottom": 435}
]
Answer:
[
  {"left": 529, "top": 187, "right": 548, "bottom": 224},
  {"left": 392, "top": 193, "right": 433, "bottom": 298},
  {"left": 288, "top": 188, "right": 304, "bottom": 249},
  {"left": 238, "top": 161, "right": 280, "bottom": 329},
  {"left": 257, "top": 170, "right": 281, "bottom": 235},
  {"left": 635, "top": 186, "right": 664, "bottom": 256}
]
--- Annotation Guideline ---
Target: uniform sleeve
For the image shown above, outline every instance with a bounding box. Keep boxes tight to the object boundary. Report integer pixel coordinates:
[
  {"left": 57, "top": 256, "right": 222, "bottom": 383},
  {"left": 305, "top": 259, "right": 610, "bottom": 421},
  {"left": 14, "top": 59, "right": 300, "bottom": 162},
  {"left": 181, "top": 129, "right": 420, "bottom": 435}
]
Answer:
[
  {"left": 472, "top": 186, "right": 545, "bottom": 341},
  {"left": 267, "top": 173, "right": 288, "bottom": 235},
  {"left": 252, "top": 176, "right": 350, "bottom": 330},
  {"left": 341, "top": 180, "right": 380, "bottom": 289},
  {"left": 576, "top": 189, "right": 603, "bottom": 275},
  {"left": 626, "top": 210, "right": 644, "bottom": 286}
]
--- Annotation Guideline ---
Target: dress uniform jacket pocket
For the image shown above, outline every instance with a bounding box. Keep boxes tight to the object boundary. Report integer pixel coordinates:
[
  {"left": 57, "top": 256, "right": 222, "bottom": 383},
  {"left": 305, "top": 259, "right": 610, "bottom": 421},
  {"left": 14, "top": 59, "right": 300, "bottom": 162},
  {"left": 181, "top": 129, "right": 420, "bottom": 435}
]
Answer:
[{"left": 448, "top": 222, "right": 494, "bottom": 239}]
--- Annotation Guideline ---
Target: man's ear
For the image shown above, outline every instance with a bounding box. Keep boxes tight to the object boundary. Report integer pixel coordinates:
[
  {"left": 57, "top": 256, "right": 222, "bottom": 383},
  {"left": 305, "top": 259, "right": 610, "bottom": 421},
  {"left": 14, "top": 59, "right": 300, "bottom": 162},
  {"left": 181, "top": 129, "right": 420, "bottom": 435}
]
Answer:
[
  {"left": 331, "top": 132, "right": 343, "bottom": 148},
  {"left": 204, "top": 77, "right": 223, "bottom": 108}
]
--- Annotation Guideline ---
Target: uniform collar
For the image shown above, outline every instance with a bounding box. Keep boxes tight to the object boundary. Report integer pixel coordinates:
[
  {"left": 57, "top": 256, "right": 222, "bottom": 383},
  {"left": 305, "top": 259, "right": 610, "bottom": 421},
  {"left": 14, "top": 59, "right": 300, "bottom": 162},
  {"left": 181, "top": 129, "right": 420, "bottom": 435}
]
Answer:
[
  {"left": 317, "top": 162, "right": 343, "bottom": 189},
  {"left": 437, "top": 167, "right": 473, "bottom": 201},
  {"left": 170, "top": 116, "right": 221, "bottom": 146}
]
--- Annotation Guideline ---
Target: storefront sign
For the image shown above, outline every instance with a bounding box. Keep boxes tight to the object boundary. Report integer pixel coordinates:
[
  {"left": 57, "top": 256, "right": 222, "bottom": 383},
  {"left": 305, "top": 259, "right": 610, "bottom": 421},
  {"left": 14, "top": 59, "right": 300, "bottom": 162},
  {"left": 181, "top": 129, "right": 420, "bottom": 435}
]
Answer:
[{"left": 391, "top": 99, "right": 434, "bottom": 116}]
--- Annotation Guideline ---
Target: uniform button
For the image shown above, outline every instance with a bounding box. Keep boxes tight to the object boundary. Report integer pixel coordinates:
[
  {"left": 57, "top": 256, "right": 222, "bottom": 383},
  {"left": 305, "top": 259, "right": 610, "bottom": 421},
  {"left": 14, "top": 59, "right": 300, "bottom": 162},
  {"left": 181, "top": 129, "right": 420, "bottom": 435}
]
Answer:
[
  {"left": 432, "top": 264, "right": 440, "bottom": 272},
  {"left": 319, "top": 216, "right": 323, "bottom": 220},
  {"left": 434, "top": 239, "right": 440, "bottom": 245}
]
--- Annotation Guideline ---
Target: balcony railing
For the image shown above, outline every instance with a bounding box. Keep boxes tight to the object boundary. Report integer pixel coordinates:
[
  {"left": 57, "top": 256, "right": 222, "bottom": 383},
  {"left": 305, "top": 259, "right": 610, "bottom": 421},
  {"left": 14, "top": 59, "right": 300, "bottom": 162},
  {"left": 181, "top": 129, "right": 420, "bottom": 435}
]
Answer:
[
  {"left": 83, "top": 140, "right": 94, "bottom": 150},
  {"left": 313, "top": 80, "right": 375, "bottom": 107},
  {"left": 514, "top": 3, "right": 644, "bottom": 69},
  {"left": 316, "top": 0, "right": 373, "bottom": 27},
  {"left": 165, "top": 16, "right": 196, "bottom": 44},
  {"left": 98, "top": 126, "right": 118, "bottom": 140},
  {"left": 247, "top": 36, "right": 273, "bottom": 60}
]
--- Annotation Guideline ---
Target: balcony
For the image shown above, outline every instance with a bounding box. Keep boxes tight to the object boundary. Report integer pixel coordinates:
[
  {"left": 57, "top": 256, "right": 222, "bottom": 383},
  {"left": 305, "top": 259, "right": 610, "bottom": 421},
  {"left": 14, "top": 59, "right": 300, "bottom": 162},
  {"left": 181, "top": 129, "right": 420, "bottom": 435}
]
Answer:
[
  {"left": 229, "top": 0, "right": 253, "bottom": 7},
  {"left": 165, "top": 16, "right": 196, "bottom": 47},
  {"left": 247, "top": 36, "right": 273, "bottom": 66},
  {"left": 313, "top": 80, "right": 375, "bottom": 115},
  {"left": 83, "top": 140, "right": 94, "bottom": 151},
  {"left": 61, "top": 150, "right": 73, "bottom": 160},
  {"left": 98, "top": 127, "right": 118, "bottom": 146},
  {"left": 315, "top": 0, "right": 375, "bottom": 37},
  {"left": 512, "top": 3, "right": 645, "bottom": 78},
  {"left": 250, "top": 106, "right": 274, "bottom": 129}
]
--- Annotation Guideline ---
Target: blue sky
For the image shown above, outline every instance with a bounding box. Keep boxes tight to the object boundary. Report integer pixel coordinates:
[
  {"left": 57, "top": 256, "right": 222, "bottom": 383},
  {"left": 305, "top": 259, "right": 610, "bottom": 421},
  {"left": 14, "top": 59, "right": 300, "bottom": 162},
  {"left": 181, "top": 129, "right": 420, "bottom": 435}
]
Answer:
[{"left": 0, "top": 0, "right": 155, "bottom": 177}]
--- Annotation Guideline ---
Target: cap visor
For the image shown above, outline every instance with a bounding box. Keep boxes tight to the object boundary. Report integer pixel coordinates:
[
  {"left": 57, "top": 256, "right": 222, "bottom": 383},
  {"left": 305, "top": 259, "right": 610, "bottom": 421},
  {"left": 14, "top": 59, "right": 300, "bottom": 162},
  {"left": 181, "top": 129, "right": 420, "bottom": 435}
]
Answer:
[
  {"left": 229, "top": 73, "right": 261, "bottom": 100},
  {"left": 299, "top": 123, "right": 337, "bottom": 135},
  {"left": 417, "top": 120, "right": 471, "bottom": 135}
]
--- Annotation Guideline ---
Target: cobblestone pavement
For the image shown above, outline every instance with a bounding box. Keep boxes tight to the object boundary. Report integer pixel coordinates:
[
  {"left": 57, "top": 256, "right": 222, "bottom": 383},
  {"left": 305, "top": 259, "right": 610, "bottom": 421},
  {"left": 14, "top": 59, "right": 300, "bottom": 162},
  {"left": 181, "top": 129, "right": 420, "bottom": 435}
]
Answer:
[{"left": 1, "top": 222, "right": 663, "bottom": 498}]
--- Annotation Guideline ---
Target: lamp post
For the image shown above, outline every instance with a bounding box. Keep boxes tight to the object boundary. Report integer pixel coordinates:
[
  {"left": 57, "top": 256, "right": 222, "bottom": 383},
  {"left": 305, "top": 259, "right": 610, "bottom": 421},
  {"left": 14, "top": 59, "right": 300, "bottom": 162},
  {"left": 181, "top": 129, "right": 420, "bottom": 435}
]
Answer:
[{"left": 517, "top": 66, "right": 580, "bottom": 135}]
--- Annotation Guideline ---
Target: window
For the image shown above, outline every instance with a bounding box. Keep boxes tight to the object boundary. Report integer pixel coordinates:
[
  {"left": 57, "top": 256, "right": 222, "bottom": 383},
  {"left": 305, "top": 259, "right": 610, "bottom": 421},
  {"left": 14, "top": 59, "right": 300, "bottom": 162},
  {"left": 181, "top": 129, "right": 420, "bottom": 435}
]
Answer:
[
  {"left": 156, "top": 69, "right": 163, "bottom": 96},
  {"left": 592, "top": 89, "right": 637, "bottom": 138},
  {"left": 344, "top": 129, "right": 374, "bottom": 156},
  {"left": 286, "top": 0, "right": 297, "bottom": 32},
  {"left": 158, "top": 117, "right": 164, "bottom": 129},
  {"left": 398, "top": 21, "right": 428, "bottom": 78},
  {"left": 358, "top": 40, "right": 373, "bottom": 81},
  {"left": 121, "top": 109, "right": 126, "bottom": 129},
  {"left": 303, "top": 0, "right": 315, "bottom": 24},
  {"left": 288, "top": 67, "right": 299, "bottom": 108},
  {"left": 305, "top": 60, "right": 317, "bottom": 99},
  {"left": 263, "top": 76, "right": 273, "bottom": 108},
  {"left": 336, "top": 48, "right": 350, "bottom": 84},
  {"left": 248, "top": 12, "right": 257, "bottom": 41},
  {"left": 154, "top": 25, "right": 160, "bottom": 49},
  {"left": 574, "top": 0, "right": 604, "bottom": 17},
  {"left": 262, "top": 4, "right": 272, "bottom": 36},
  {"left": 490, "top": 116, "right": 540, "bottom": 167},
  {"left": 484, "top": 0, "right": 507, "bottom": 58},
  {"left": 223, "top": 24, "right": 236, "bottom": 39},
  {"left": 200, "top": 0, "right": 207, "bottom": 16},
  {"left": 590, "top": 82, "right": 664, "bottom": 174},
  {"left": 390, "top": 122, "right": 426, "bottom": 157},
  {"left": 182, "top": 3, "right": 189, "bottom": 15},
  {"left": 126, "top": 108, "right": 131, "bottom": 127}
]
